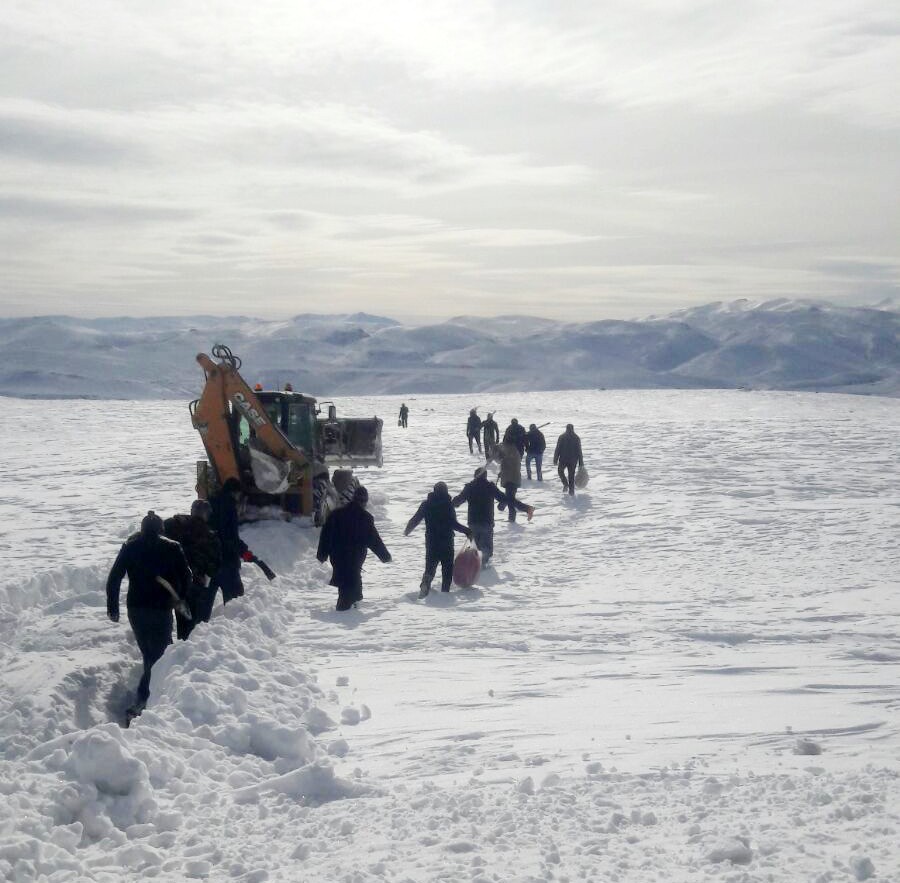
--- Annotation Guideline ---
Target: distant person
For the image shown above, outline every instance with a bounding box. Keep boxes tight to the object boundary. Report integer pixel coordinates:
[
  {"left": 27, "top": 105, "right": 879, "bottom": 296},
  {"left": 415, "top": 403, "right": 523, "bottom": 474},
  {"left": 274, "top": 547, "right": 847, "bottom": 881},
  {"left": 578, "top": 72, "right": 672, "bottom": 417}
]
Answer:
[
  {"left": 163, "top": 500, "right": 222, "bottom": 639},
  {"left": 494, "top": 441, "right": 534, "bottom": 523},
  {"left": 405, "top": 482, "right": 472, "bottom": 596},
  {"left": 106, "top": 511, "right": 192, "bottom": 717},
  {"left": 482, "top": 412, "right": 499, "bottom": 460},
  {"left": 317, "top": 485, "right": 391, "bottom": 611},
  {"left": 525, "top": 423, "right": 546, "bottom": 481},
  {"left": 503, "top": 418, "right": 527, "bottom": 457},
  {"left": 208, "top": 477, "right": 248, "bottom": 604},
  {"left": 554, "top": 424, "right": 584, "bottom": 496},
  {"left": 399, "top": 403, "right": 409, "bottom": 428},
  {"left": 452, "top": 467, "right": 507, "bottom": 566},
  {"left": 466, "top": 409, "right": 482, "bottom": 454}
]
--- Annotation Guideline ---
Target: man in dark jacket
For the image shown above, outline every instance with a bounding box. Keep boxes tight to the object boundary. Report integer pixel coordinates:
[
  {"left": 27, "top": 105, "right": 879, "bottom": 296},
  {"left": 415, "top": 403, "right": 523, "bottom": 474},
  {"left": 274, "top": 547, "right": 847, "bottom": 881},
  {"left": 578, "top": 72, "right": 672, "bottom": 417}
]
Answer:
[
  {"left": 553, "top": 424, "right": 584, "bottom": 495},
  {"left": 503, "top": 418, "right": 527, "bottom": 457},
  {"left": 164, "top": 499, "right": 222, "bottom": 639},
  {"left": 405, "top": 482, "right": 472, "bottom": 596},
  {"left": 524, "top": 424, "right": 546, "bottom": 481},
  {"left": 209, "top": 477, "right": 248, "bottom": 604},
  {"left": 482, "top": 412, "right": 499, "bottom": 460},
  {"left": 317, "top": 486, "right": 391, "bottom": 611},
  {"left": 106, "top": 511, "right": 192, "bottom": 712},
  {"left": 399, "top": 403, "right": 409, "bottom": 428},
  {"left": 466, "top": 409, "right": 482, "bottom": 454},
  {"left": 452, "top": 467, "right": 506, "bottom": 566}
]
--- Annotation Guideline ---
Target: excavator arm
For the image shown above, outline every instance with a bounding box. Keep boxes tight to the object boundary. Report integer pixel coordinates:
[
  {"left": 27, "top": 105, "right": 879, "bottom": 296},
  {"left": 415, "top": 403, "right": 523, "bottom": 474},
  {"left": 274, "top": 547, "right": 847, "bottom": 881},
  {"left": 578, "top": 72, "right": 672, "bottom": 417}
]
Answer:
[{"left": 190, "top": 345, "right": 314, "bottom": 514}]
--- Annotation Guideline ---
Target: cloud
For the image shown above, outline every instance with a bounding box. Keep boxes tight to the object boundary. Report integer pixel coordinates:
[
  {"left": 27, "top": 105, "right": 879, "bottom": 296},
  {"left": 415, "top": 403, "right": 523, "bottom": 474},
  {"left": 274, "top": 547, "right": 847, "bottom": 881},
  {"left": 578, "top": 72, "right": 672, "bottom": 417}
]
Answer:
[
  {"left": 0, "top": 104, "right": 136, "bottom": 165},
  {"left": 0, "top": 194, "right": 194, "bottom": 224},
  {"left": 0, "top": 1, "right": 897, "bottom": 319}
]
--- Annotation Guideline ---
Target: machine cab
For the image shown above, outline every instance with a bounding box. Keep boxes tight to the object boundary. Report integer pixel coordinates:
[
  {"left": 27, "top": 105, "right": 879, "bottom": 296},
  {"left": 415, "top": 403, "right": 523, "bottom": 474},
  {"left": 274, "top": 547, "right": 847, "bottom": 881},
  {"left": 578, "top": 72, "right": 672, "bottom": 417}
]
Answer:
[{"left": 253, "top": 390, "right": 383, "bottom": 468}]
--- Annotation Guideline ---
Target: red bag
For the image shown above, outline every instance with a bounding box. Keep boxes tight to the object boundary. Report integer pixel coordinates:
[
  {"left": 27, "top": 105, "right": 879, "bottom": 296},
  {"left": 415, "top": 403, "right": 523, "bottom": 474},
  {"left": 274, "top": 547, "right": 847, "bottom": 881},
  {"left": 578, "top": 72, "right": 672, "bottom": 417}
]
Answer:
[{"left": 453, "top": 541, "right": 481, "bottom": 588}]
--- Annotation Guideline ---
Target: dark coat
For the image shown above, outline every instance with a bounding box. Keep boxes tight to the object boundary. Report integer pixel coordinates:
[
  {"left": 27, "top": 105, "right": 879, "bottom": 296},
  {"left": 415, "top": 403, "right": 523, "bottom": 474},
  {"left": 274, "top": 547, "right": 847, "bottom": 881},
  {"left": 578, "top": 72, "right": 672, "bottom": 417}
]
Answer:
[
  {"left": 107, "top": 533, "right": 192, "bottom": 613},
  {"left": 452, "top": 473, "right": 506, "bottom": 526},
  {"left": 406, "top": 488, "right": 471, "bottom": 552},
  {"left": 317, "top": 501, "right": 391, "bottom": 591},
  {"left": 466, "top": 412, "right": 482, "bottom": 437},
  {"left": 554, "top": 430, "right": 584, "bottom": 466},
  {"left": 209, "top": 490, "right": 247, "bottom": 564},
  {"left": 399, "top": 405, "right": 409, "bottom": 418},
  {"left": 525, "top": 428, "right": 546, "bottom": 455},
  {"left": 482, "top": 417, "right": 499, "bottom": 445},
  {"left": 164, "top": 514, "right": 222, "bottom": 583},
  {"left": 503, "top": 422, "right": 527, "bottom": 455}
]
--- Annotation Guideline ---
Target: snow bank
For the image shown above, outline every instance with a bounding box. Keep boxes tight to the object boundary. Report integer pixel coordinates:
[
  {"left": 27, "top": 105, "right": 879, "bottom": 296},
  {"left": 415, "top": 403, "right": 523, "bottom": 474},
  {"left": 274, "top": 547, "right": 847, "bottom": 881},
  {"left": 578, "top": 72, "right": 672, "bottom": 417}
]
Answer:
[{"left": 0, "top": 523, "right": 376, "bottom": 880}]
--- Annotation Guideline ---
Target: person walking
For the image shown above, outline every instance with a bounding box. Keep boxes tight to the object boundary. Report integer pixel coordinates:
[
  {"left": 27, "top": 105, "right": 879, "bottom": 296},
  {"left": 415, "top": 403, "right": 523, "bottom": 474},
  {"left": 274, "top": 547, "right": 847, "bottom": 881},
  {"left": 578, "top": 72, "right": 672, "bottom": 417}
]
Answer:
[
  {"left": 452, "top": 467, "right": 507, "bottom": 566},
  {"left": 482, "top": 412, "right": 499, "bottom": 460},
  {"left": 208, "top": 477, "right": 248, "bottom": 604},
  {"left": 503, "top": 418, "right": 527, "bottom": 457},
  {"left": 466, "top": 409, "right": 482, "bottom": 454},
  {"left": 554, "top": 423, "right": 584, "bottom": 496},
  {"left": 106, "top": 511, "right": 192, "bottom": 717},
  {"left": 399, "top": 403, "right": 409, "bottom": 428},
  {"left": 405, "top": 482, "right": 472, "bottom": 596},
  {"left": 317, "top": 485, "right": 391, "bottom": 611},
  {"left": 524, "top": 423, "right": 546, "bottom": 481},
  {"left": 494, "top": 441, "right": 534, "bottom": 523},
  {"left": 163, "top": 500, "right": 222, "bottom": 639}
]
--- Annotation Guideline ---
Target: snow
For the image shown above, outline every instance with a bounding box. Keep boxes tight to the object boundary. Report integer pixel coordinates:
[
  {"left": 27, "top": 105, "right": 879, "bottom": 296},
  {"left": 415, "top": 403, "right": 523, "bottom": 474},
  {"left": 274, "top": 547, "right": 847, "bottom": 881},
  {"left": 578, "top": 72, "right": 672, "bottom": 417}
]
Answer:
[
  {"left": 2, "top": 297, "right": 900, "bottom": 399},
  {"left": 2, "top": 388, "right": 900, "bottom": 881}
]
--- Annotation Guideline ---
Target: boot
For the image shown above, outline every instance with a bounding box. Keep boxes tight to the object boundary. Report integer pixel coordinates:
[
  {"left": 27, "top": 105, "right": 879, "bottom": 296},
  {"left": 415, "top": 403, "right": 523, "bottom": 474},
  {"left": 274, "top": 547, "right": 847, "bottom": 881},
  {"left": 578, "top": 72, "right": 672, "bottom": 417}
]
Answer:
[{"left": 418, "top": 575, "right": 431, "bottom": 599}]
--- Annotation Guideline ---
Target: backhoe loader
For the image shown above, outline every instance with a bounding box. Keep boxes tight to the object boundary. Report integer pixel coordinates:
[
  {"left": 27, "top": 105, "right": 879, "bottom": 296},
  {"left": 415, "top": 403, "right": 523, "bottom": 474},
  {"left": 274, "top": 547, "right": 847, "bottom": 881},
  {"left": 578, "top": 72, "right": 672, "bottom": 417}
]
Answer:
[{"left": 190, "top": 344, "right": 382, "bottom": 523}]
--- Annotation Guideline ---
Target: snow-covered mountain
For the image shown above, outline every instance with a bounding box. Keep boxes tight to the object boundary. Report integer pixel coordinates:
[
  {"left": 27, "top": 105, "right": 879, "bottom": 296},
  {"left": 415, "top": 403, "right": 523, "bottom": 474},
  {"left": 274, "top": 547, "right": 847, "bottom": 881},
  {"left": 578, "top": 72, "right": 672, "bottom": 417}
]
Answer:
[{"left": 1, "top": 298, "right": 898, "bottom": 399}]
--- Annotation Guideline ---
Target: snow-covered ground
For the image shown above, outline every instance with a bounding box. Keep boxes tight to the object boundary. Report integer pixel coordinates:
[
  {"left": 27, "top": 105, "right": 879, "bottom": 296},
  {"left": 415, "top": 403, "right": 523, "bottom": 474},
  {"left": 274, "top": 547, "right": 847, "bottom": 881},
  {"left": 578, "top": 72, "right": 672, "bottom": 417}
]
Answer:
[{"left": 2, "top": 389, "right": 899, "bottom": 881}]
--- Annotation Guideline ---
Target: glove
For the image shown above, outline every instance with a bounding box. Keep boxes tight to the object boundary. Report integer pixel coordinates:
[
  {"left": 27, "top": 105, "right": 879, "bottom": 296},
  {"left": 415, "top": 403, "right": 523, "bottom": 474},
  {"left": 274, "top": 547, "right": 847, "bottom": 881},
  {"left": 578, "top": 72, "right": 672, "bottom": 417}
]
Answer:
[
  {"left": 384, "top": 554, "right": 392, "bottom": 563},
  {"left": 403, "top": 529, "right": 411, "bottom": 537},
  {"left": 241, "top": 550, "right": 254, "bottom": 562},
  {"left": 107, "top": 602, "right": 119, "bottom": 623}
]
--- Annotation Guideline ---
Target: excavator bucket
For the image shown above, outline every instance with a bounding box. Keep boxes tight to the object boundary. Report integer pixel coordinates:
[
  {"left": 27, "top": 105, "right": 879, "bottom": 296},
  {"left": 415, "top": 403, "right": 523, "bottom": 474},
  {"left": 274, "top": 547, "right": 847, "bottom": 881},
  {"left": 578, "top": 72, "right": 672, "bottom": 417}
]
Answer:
[{"left": 317, "top": 415, "right": 383, "bottom": 468}]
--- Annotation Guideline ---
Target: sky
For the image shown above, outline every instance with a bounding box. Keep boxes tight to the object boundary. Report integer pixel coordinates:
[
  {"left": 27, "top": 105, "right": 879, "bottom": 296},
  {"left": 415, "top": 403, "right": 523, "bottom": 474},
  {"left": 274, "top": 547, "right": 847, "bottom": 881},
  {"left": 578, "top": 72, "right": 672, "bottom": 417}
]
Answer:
[{"left": 1, "top": 0, "right": 898, "bottom": 322}]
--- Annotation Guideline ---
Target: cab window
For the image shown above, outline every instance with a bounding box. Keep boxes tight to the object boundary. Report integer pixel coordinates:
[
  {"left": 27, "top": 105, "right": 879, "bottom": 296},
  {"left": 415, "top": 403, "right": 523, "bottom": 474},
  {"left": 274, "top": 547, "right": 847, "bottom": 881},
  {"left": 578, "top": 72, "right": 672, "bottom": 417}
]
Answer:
[{"left": 287, "top": 402, "right": 314, "bottom": 450}]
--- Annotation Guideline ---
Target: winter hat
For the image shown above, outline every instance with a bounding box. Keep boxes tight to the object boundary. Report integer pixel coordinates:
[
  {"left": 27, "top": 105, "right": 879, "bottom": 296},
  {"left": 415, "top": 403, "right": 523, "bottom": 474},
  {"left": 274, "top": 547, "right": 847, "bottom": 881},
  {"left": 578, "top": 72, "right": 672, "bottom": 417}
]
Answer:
[
  {"left": 511, "top": 417, "right": 518, "bottom": 425},
  {"left": 474, "top": 466, "right": 487, "bottom": 479},
  {"left": 141, "top": 511, "right": 163, "bottom": 536},
  {"left": 353, "top": 485, "right": 369, "bottom": 506},
  {"left": 433, "top": 481, "right": 449, "bottom": 496},
  {"left": 190, "top": 499, "right": 212, "bottom": 520},
  {"left": 529, "top": 423, "right": 537, "bottom": 430},
  {"left": 566, "top": 423, "right": 574, "bottom": 432}
]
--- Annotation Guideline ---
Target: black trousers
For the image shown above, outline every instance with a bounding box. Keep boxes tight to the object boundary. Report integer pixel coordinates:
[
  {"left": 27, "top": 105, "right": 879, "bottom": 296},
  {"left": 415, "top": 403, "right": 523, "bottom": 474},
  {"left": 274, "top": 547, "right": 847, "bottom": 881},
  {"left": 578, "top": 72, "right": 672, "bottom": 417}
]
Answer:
[
  {"left": 558, "top": 462, "right": 576, "bottom": 493},
  {"left": 175, "top": 580, "right": 217, "bottom": 640},
  {"left": 128, "top": 606, "right": 173, "bottom": 703},
  {"left": 335, "top": 578, "right": 363, "bottom": 611},
  {"left": 501, "top": 483, "right": 529, "bottom": 521},
  {"left": 210, "top": 562, "right": 244, "bottom": 604},
  {"left": 423, "top": 545, "right": 455, "bottom": 592},
  {"left": 467, "top": 432, "right": 482, "bottom": 453}
]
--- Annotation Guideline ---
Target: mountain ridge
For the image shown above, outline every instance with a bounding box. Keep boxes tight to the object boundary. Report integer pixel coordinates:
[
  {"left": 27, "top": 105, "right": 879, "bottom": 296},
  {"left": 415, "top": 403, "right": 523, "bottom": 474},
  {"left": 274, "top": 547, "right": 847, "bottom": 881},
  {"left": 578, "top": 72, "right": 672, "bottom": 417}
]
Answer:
[{"left": 1, "top": 299, "right": 898, "bottom": 399}]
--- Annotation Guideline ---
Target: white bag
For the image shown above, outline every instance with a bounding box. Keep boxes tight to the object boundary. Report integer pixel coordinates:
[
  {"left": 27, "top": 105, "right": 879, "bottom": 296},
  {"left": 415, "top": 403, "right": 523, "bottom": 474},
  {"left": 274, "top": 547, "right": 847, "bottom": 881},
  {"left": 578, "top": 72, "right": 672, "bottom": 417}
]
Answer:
[{"left": 574, "top": 464, "right": 589, "bottom": 489}]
